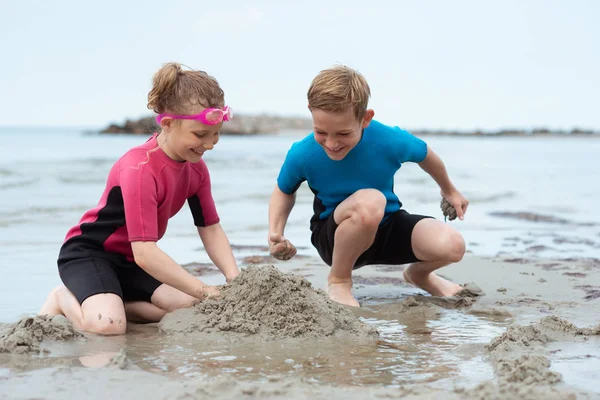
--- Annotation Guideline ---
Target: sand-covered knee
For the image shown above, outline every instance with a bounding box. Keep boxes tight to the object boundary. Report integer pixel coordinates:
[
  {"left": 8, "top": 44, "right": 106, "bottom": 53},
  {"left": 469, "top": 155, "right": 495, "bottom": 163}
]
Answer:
[
  {"left": 0, "top": 315, "right": 84, "bottom": 354},
  {"left": 159, "top": 265, "right": 378, "bottom": 340}
]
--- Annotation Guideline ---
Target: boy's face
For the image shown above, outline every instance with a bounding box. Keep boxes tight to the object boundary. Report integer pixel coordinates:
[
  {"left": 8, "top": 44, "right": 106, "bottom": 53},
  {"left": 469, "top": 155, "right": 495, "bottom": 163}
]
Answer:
[{"left": 310, "top": 107, "right": 374, "bottom": 161}]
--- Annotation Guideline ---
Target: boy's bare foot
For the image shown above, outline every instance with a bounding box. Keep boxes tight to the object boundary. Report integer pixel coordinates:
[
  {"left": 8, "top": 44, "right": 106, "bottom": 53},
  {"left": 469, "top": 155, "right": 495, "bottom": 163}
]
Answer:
[
  {"left": 327, "top": 279, "right": 360, "bottom": 307},
  {"left": 402, "top": 265, "right": 462, "bottom": 297},
  {"left": 39, "top": 286, "right": 63, "bottom": 316}
]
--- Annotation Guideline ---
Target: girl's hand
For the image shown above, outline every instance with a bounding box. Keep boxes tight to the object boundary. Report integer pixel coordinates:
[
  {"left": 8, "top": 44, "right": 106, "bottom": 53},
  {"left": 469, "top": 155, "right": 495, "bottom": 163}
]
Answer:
[{"left": 202, "top": 285, "right": 221, "bottom": 299}]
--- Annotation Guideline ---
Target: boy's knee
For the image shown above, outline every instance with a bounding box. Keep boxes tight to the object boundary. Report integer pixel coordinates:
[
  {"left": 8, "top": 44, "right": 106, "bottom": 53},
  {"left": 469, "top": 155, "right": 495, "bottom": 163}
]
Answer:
[
  {"left": 443, "top": 231, "right": 465, "bottom": 262},
  {"left": 82, "top": 318, "right": 127, "bottom": 336},
  {"left": 352, "top": 189, "right": 386, "bottom": 226}
]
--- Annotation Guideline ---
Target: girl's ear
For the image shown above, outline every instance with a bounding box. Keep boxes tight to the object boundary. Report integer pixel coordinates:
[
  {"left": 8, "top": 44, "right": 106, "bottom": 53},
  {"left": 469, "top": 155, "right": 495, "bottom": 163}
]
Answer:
[{"left": 160, "top": 117, "right": 174, "bottom": 131}]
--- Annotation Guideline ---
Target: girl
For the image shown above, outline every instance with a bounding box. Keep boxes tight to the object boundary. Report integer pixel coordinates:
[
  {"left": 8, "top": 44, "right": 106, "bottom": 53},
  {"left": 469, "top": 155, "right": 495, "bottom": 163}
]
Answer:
[{"left": 39, "top": 62, "right": 240, "bottom": 335}]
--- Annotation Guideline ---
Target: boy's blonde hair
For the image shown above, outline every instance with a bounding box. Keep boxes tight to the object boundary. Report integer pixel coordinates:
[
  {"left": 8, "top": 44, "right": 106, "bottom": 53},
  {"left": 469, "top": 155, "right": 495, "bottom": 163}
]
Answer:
[{"left": 307, "top": 65, "right": 371, "bottom": 120}]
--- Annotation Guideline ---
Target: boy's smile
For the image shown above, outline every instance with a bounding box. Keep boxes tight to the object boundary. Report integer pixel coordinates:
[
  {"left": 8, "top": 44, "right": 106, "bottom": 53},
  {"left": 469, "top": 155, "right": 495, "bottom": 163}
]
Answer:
[{"left": 311, "top": 107, "right": 374, "bottom": 161}]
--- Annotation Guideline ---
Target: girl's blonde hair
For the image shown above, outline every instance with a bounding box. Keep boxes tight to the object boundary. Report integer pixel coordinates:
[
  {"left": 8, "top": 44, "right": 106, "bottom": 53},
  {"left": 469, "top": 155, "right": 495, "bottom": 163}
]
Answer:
[{"left": 147, "top": 62, "right": 224, "bottom": 114}]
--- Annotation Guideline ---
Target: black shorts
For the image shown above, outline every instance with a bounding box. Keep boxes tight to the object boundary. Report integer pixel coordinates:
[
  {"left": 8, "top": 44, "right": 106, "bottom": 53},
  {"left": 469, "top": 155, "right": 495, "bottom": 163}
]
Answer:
[
  {"left": 58, "top": 255, "right": 163, "bottom": 305},
  {"left": 310, "top": 209, "right": 433, "bottom": 269}
]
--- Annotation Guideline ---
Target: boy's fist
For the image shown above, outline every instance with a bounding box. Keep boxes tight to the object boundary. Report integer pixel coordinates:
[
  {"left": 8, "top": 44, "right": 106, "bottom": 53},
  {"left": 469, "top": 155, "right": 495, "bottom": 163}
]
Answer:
[{"left": 268, "top": 233, "right": 297, "bottom": 261}]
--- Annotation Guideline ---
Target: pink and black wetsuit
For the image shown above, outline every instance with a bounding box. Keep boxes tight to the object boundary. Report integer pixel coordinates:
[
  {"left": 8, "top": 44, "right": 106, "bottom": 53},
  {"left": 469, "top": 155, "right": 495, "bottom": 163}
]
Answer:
[{"left": 57, "top": 133, "right": 219, "bottom": 304}]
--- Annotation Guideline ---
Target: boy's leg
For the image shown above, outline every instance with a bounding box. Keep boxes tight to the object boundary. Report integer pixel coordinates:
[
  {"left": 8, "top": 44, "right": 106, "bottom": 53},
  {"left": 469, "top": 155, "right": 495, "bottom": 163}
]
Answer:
[
  {"left": 328, "top": 189, "right": 386, "bottom": 307},
  {"left": 402, "top": 218, "right": 465, "bottom": 296}
]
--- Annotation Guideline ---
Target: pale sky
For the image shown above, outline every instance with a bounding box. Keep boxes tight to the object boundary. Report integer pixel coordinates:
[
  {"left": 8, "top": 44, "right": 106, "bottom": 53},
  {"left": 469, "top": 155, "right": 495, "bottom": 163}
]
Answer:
[{"left": 1, "top": 0, "right": 598, "bottom": 130}]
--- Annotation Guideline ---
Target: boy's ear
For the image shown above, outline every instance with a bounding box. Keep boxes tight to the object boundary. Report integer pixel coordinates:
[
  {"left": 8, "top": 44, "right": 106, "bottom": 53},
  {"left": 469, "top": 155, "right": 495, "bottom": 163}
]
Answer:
[{"left": 361, "top": 109, "right": 375, "bottom": 128}]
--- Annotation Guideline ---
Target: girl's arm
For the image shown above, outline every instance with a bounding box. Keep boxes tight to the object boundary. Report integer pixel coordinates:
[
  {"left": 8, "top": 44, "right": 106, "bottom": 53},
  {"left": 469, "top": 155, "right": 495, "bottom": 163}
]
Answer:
[
  {"left": 131, "top": 241, "right": 217, "bottom": 299},
  {"left": 197, "top": 223, "right": 240, "bottom": 283}
]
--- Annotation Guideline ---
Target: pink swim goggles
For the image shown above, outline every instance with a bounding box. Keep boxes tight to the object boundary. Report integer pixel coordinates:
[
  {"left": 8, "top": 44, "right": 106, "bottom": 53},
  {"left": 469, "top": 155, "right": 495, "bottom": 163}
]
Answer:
[{"left": 156, "top": 106, "right": 233, "bottom": 125}]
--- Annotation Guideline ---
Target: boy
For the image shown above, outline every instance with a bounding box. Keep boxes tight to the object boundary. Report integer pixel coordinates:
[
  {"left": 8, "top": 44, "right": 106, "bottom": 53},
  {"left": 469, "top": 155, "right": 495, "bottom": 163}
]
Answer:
[{"left": 268, "top": 65, "right": 469, "bottom": 307}]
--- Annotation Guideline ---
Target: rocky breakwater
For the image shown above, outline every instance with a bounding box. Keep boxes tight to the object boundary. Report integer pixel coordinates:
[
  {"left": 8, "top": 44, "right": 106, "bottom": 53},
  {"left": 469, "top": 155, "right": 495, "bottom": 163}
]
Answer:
[{"left": 101, "top": 113, "right": 314, "bottom": 135}]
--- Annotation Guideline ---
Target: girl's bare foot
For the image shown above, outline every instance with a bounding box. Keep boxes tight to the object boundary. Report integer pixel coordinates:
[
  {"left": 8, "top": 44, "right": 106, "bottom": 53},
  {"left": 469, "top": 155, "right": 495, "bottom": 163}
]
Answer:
[
  {"left": 327, "top": 279, "right": 360, "bottom": 307},
  {"left": 39, "top": 286, "right": 63, "bottom": 316},
  {"left": 402, "top": 265, "right": 462, "bottom": 297}
]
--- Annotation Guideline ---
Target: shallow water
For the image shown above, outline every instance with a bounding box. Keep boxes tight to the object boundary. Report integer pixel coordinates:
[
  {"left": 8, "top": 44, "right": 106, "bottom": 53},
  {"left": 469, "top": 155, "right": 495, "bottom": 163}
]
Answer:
[
  {"left": 1, "top": 128, "right": 599, "bottom": 395},
  {"left": 1, "top": 128, "right": 599, "bottom": 322},
  {"left": 0, "top": 304, "right": 510, "bottom": 391}
]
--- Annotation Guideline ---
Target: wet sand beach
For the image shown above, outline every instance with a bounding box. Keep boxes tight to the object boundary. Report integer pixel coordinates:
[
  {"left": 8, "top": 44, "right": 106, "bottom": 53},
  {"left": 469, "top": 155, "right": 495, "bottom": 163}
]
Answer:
[{"left": 1, "top": 254, "right": 599, "bottom": 399}]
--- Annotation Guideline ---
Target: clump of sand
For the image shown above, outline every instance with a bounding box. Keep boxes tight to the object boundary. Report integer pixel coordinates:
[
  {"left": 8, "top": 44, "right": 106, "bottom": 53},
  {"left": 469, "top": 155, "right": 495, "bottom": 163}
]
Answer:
[
  {"left": 485, "top": 316, "right": 600, "bottom": 388},
  {"left": 159, "top": 265, "right": 378, "bottom": 340},
  {"left": 440, "top": 198, "right": 457, "bottom": 221},
  {"left": 0, "top": 315, "right": 83, "bottom": 354}
]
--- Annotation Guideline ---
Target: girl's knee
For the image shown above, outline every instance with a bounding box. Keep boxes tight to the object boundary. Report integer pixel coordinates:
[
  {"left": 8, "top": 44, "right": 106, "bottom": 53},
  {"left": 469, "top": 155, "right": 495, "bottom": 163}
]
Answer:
[{"left": 82, "top": 317, "right": 127, "bottom": 336}]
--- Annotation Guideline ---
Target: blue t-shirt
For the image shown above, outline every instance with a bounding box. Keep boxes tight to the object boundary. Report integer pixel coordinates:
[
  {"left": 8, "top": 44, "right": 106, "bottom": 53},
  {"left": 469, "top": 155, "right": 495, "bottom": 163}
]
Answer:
[{"left": 277, "top": 120, "right": 428, "bottom": 224}]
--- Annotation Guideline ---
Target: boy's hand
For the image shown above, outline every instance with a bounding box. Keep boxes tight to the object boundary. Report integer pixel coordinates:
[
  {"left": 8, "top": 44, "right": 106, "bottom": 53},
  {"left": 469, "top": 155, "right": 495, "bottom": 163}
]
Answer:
[
  {"left": 268, "top": 233, "right": 297, "bottom": 261},
  {"left": 441, "top": 190, "right": 469, "bottom": 221}
]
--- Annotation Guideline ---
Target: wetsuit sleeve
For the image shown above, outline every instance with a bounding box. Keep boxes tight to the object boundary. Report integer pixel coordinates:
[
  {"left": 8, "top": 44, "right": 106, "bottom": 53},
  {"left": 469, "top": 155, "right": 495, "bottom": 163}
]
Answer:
[
  {"left": 119, "top": 163, "right": 159, "bottom": 242},
  {"left": 187, "top": 161, "right": 220, "bottom": 227},
  {"left": 276, "top": 144, "right": 305, "bottom": 194},
  {"left": 392, "top": 126, "right": 428, "bottom": 163}
]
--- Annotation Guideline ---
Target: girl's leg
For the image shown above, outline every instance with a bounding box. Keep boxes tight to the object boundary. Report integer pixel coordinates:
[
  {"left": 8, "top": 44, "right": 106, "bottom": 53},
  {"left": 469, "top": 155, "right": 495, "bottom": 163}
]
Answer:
[
  {"left": 150, "top": 284, "right": 199, "bottom": 313},
  {"left": 124, "top": 301, "right": 167, "bottom": 323},
  {"left": 39, "top": 285, "right": 127, "bottom": 335}
]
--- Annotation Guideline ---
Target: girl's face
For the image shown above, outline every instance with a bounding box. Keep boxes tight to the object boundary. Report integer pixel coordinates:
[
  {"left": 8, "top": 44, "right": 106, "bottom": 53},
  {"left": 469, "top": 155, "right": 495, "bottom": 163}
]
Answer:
[{"left": 158, "top": 110, "right": 221, "bottom": 163}]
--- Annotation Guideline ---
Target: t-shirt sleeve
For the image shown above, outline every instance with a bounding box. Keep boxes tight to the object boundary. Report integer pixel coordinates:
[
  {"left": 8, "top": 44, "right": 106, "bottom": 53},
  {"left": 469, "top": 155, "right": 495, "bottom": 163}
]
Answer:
[
  {"left": 118, "top": 162, "right": 159, "bottom": 242},
  {"left": 391, "top": 126, "right": 428, "bottom": 163},
  {"left": 276, "top": 143, "right": 306, "bottom": 194},
  {"left": 188, "top": 161, "right": 220, "bottom": 227}
]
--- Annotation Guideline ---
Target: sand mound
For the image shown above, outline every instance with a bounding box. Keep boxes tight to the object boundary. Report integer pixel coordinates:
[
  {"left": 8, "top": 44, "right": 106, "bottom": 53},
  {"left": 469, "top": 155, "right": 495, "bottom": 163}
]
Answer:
[
  {"left": 495, "top": 353, "right": 563, "bottom": 385},
  {"left": 457, "top": 381, "right": 576, "bottom": 400},
  {"left": 537, "top": 315, "right": 600, "bottom": 337},
  {"left": 0, "top": 315, "right": 83, "bottom": 354},
  {"left": 396, "top": 297, "right": 443, "bottom": 317},
  {"left": 486, "top": 323, "right": 550, "bottom": 355},
  {"left": 484, "top": 316, "right": 600, "bottom": 391},
  {"left": 411, "top": 283, "right": 485, "bottom": 309},
  {"left": 159, "top": 265, "right": 378, "bottom": 340}
]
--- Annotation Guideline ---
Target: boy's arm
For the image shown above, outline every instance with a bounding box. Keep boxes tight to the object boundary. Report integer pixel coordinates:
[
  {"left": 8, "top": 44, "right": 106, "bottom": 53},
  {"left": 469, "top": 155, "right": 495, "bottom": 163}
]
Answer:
[
  {"left": 131, "top": 241, "right": 218, "bottom": 299},
  {"left": 268, "top": 185, "right": 297, "bottom": 260},
  {"left": 418, "top": 145, "right": 469, "bottom": 220},
  {"left": 197, "top": 223, "right": 240, "bottom": 283}
]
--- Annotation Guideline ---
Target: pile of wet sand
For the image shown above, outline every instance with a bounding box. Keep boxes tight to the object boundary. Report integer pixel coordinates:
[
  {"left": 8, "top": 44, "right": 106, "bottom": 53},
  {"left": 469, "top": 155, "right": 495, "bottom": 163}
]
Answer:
[
  {"left": 475, "top": 315, "right": 600, "bottom": 397},
  {"left": 159, "top": 265, "right": 378, "bottom": 340},
  {"left": 0, "top": 315, "right": 83, "bottom": 354}
]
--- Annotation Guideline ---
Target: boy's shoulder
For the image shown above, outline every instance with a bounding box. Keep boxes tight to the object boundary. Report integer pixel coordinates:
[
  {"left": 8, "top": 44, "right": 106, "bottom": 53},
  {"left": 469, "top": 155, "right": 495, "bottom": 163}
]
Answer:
[
  {"left": 366, "top": 120, "right": 410, "bottom": 139},
  {"left": 287, "top": 132, "right": 321, "bottom": 158}
]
